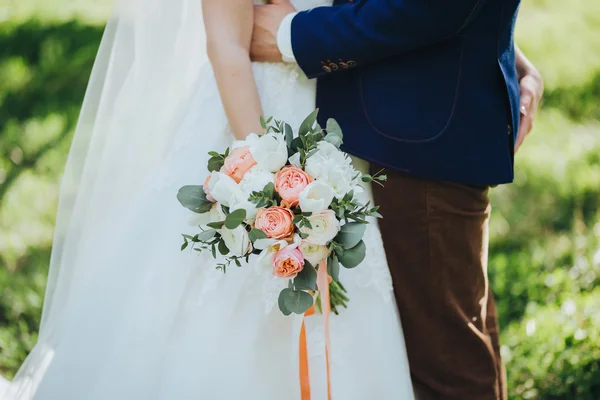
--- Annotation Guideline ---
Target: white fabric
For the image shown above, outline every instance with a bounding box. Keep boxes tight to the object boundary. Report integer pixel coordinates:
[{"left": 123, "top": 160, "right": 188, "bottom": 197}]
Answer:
[
  {"left": 277, "top": 12, "right": 298, "bottom": 63},
  {"left": 4, "top": 0, "right": 414, "bottom": 399}
]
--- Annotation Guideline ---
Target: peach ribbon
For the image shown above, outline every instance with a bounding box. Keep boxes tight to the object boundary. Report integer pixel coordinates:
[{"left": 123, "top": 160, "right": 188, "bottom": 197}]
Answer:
[{"left": 299, "top": 260, "right": 332, "bottom": 400}]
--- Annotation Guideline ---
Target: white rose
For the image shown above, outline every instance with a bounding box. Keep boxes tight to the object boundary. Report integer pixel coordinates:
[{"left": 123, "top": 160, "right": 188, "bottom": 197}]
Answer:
[
  {"left": 219, "top": 225, "right": 251, "bottom": 257},
  {"left": 288, "top": 152, "right": 302, "bottom": 168},
  {"left": 187, "top": 202, "right": 226, "bottom": 227},
  {"left": 239, "top": 166, "right": 275, "bottom": 196},
  {"left": 299, "top": 210, "right": 340, "bottom": 245},
  {"left": 231, "top": 133, "right": 260, "bottom": 150},
  {"left": 299, "top": 240, "right": 330, "bottom": 266},
  {"left": 321, "top": 165, "right": 355, "bottom": 199},
  {"left": 250, "top": 133, "right": 288, "bottom": 172},
  {"left": 305, "top": 141, "right": 351, "bottom": 179},
  {"left": 299, "top": 181, "right": 335, "bottom": 213},
  {"left": 208, "top": 172, "right": 244, "bottom": 207}
]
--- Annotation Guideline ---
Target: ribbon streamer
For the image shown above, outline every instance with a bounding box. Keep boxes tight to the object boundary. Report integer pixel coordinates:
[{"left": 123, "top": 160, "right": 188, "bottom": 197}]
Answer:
[{"left": 299, "top": 260, "right": 332, "bottom": 400}]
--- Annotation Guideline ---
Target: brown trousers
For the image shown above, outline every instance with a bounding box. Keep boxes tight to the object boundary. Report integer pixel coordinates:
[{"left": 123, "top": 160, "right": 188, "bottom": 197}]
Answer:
[{"left": 371, "top": 168, "right": 507, "bottom": 400}]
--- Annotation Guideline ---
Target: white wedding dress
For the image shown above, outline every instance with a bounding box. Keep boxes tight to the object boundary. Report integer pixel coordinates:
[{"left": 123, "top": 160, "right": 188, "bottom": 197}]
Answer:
[{"left": 5, "top": 1, "right": 414, "bottom": 399}]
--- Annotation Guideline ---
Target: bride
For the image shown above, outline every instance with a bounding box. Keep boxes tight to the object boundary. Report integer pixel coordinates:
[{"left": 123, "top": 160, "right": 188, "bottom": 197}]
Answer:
[{"left": 5, "top": 0, "right": 413, "bottom": 399}]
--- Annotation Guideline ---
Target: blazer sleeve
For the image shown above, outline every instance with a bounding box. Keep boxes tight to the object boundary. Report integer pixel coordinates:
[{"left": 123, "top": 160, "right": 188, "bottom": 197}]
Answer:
[{"left": 291, "top": 0, "right": 488, "bottom": 78}]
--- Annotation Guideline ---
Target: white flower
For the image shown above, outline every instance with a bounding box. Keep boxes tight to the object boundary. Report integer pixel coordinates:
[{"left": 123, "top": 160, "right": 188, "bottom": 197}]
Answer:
[
  {"left": 239, "top": 166, "right": 275, "bottom": 196},
  {"left": 305, "top": 142, "right": 350, "bottom": 177},
  {"left": 300, "top": 240, "right": 330, "bottom": 266},
  {"left": 249, "top": 132, "right": 288, "bottom": 172},
  {"left": 187, "top": 202, "right": 226, "bottom": 227},
  {"left": 288, "top": 152, "right": 302, "bottom": 168},
  {"left": 305, "top": 142, "right": 360, "bottom": 199},
  {"left": 206, "top": 172, "right": 244, "bottom": 207},
  {"left": 299, "top": 210, "right": 340, "bottom": 245},
  {"left": 299, "top": 181, "right": 335, "bottom": 213},
  {"left": 219, "top": 225, "right": 251, "bottom": 257},
  {"left": 321, "top": 166, "right": 355, "bottom": 199},
  {"left": 231, "top": 133, "right": 260, "bottom": 150},
  {"left": 254, "top": 234, "right": 301, "bottom": 270}
]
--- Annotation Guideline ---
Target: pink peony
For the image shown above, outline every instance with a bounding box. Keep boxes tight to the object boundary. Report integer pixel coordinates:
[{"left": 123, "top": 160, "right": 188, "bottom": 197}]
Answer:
[
  {"left": 254, "top": 207, "right": 295, "bottom": 240},
  {"left": 221, "top": 146, "right": 257, "bottom": 183},
  {"left": 274, "top": 167, "right": 313, "bottom": 208},
  {"left": 273, "top": 246, "right": 305, "bottom": 278}
]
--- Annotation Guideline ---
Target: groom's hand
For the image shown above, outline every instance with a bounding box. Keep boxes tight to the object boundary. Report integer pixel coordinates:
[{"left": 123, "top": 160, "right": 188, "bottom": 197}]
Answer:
[
  {"left": 251, "top": 0, "right": 296, "bottom": 62},
  {"left": 515, "top": 47, "right": 544, "bottom": 153}
]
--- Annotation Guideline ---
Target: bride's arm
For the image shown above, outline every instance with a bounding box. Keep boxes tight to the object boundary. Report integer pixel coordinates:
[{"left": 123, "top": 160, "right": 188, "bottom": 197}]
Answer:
[{"left": 203, "top": 0, "right": 263, "bottom": 140}]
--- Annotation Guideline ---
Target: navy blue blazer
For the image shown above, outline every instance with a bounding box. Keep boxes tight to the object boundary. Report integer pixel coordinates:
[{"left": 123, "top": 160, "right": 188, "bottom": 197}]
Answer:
[{"left": 291, "top": 0, "right": 522, "bottom": 186}]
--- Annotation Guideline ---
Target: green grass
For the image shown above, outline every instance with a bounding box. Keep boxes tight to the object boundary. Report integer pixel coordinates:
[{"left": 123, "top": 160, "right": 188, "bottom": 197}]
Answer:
[{"left": 0, "top": 0, "right": 599, "bottom": 398}]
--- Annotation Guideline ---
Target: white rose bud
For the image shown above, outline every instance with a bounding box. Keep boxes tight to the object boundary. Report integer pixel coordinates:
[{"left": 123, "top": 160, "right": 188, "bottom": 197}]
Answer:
[
  {"left": 219, "top": 225, "right": 252, "bottom": 257},
  {"left": 207, "top": 172, "right": 244, "bottom": 207},
  {"left": 231, "top": 133, "right": 260, "bottom": 150},
  {"left": 299, "top": 181, "right": 335, "bottom": 213},
  {"left": 250, "top": 133, "right": 288, "bottom": 173},
  {"left": 288, "top": 152, "right": 302, "bottom": 168},
  {"left": 299, "top": 210, "right": 340, "bottom": 245},
  {"left": 300, "top": 240, "right": 330, "bottom": 266}
]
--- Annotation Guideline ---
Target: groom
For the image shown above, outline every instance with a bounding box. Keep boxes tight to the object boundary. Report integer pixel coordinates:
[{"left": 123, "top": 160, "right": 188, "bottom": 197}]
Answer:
[{"left": 250, "top": 1, "right": 543, "bottom": 399}]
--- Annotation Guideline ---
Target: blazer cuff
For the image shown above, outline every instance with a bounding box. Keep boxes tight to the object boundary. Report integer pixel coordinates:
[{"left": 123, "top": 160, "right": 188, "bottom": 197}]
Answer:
[{"left": 277, "top": 12, "right": 298, "bottom": 63}]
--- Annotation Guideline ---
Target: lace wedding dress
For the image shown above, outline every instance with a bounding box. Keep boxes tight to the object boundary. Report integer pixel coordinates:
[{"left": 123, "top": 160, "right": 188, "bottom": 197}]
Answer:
[{"left": 5, "top": 0, "right": 413, "bottom": 399}]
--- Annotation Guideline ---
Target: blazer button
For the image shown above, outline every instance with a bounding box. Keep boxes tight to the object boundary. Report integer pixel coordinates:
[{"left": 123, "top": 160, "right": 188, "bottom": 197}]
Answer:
[
  {"left": 347, "top": 60, "right": 357, "bottom": 68},
  {"left": 329, "top": 62, "right": 339, "bottom": 71},
  {"left": 322, "top": 65, "right": 332, "bottom": 73}
]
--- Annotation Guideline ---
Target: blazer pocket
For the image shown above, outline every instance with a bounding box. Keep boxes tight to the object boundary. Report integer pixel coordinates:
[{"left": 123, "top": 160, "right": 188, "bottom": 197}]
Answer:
[{"left": 359, "top": 38, "right": 465, "bottom": 143}]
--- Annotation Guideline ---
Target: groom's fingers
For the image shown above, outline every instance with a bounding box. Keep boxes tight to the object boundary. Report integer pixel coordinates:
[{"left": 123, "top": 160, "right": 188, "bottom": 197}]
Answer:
[{"left": 514, "top": 75, "right": 540, "bottom": 153}]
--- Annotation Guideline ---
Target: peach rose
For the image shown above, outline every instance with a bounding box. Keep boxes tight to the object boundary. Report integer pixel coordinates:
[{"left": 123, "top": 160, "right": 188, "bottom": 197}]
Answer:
[
  {"left": 221, "top": 146, "right": 257, "bottom": 183},
  {"left": 202, "top": 174, "right": 215, "bottom": 202},
  {"left": 273, "top": 246, "right": 305, "bottom": 278},
  {"left": 274, "top": 167, "right": 313, "bottom": 207},
  {"left": 254, "top": 207, "right": 295, "bottom": 240}
]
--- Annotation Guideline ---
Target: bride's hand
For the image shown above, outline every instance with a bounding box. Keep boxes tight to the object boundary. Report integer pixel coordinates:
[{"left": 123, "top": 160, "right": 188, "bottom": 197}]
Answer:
[{"left": 251, "top": 0, "right": 297, "bottom": 62}]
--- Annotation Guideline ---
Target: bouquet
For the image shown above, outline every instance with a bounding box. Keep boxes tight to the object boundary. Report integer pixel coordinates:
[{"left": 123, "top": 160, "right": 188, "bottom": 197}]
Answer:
[{"left": 177, "top": 110, "right": 386, "bottom": 316}]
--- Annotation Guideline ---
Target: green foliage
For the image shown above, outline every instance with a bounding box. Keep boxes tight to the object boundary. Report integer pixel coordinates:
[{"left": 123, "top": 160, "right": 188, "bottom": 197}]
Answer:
[{"left": 502, "top": 291, "right": 600, "bottom": 399}]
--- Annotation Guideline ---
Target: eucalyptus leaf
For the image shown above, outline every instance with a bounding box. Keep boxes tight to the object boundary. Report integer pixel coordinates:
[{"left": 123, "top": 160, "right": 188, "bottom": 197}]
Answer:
[
  {"left": 324, "top": 118, "right": 344, "bottom": 148},
  {"left": 225, "top": 209, "right": 247, "bottom": 229},
  {"left": 284, "top": 123, "right": 294, "bottom": 147},
  {"left": 282, "top": 288, "right": 314, "bottom": 314},
  {"left": 207, "top": 156, "right": 224, "bottom": 172},
  {"left": 218, "top": 240, "right": 229, "bottom": 255},
  {"left": 299, "top": 109, "right": 319, "bottom": 137},
  {"left": 263, "top": 182, "right": 275, "bottom": 198},
  {"left": 291, "top": 136, "right": 304, "bottom": 152},
  {"left": 249, "top": 228, "right": 269, "bottom": 243},
  {"left": 177, "top": 185, "right": 213, "bottom": 214},
  {"left": 335, "top": 222, "right": 367, "bottom": 249},
  {"left": 278, "top": 289, "right": 292, "bottom": 316},
  {"left": 197, "top": 229, "right": 217, "bottom": 242},
  {"left": 327, "top": 255, "right": 340, "bottom": 282},
  {"left": 181, "top": 241, "right": 189, "bottom": 251},
  {"left": 294, "top": 261, "right": 317, "bottom": 291},
  {"left": 338, "top": 240, "right": 366, "bottom": 269},
  {"left": 207, "top": 221, "right": 225, "bottom": 229}
]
